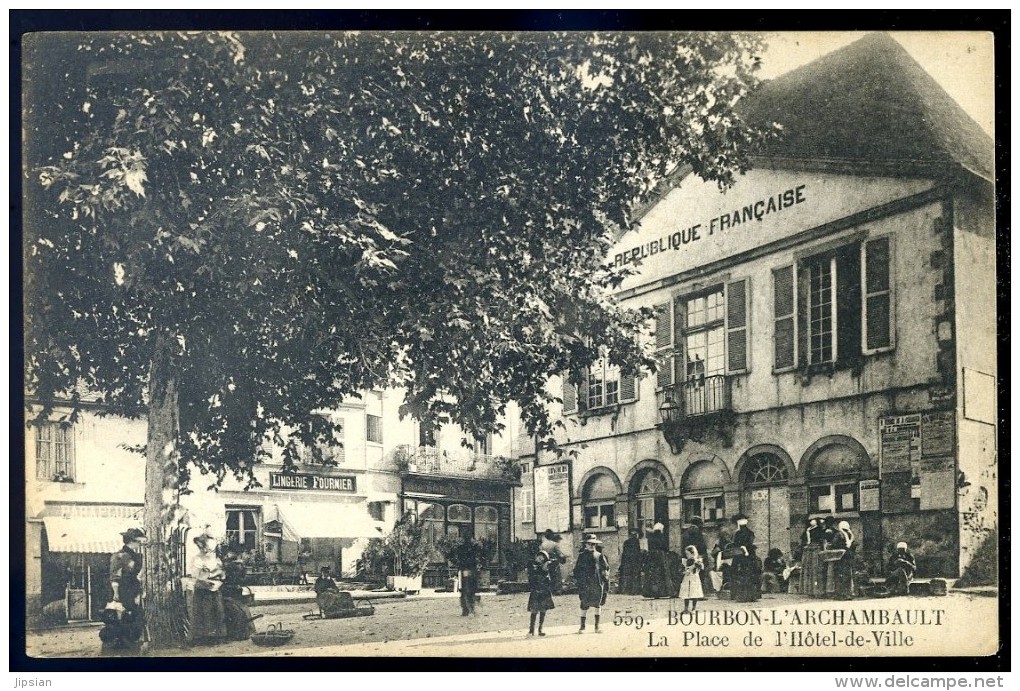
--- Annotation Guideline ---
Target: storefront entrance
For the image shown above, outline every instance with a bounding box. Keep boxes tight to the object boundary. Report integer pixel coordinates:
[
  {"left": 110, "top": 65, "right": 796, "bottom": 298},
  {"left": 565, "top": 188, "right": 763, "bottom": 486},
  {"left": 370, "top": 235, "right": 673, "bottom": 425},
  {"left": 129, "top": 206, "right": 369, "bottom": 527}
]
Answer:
[
  {"left": 740, "top": 451, "right": 792, "bottom": 556},
  {"left": 630, "top": 466, "right": 671, "bottom": 545}
]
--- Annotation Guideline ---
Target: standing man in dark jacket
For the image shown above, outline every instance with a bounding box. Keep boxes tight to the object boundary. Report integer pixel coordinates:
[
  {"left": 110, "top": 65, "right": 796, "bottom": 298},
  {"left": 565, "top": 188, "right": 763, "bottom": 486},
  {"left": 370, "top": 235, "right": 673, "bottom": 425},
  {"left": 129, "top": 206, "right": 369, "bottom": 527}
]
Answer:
[
  {"left": 455, "top": 537, "right": 480, "bottom": 616},
  {"left": 574, "top": 534, "right": 610, "bottom": 633}
]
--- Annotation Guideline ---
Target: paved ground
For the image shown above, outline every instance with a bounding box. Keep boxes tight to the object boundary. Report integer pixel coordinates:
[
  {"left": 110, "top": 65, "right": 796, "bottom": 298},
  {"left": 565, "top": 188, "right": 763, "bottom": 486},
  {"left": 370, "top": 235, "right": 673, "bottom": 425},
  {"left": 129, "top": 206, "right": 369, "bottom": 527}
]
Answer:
[{"left": 25, "top": 589, "right": 998, "bottom": 659}]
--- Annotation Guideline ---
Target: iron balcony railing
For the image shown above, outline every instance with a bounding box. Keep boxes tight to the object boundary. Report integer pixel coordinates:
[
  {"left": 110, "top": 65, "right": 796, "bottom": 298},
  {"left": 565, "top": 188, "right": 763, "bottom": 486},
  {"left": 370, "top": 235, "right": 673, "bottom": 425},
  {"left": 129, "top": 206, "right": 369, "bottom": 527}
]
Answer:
[{"left": 665, "top": 375, "right": 732, "bottom": 417}]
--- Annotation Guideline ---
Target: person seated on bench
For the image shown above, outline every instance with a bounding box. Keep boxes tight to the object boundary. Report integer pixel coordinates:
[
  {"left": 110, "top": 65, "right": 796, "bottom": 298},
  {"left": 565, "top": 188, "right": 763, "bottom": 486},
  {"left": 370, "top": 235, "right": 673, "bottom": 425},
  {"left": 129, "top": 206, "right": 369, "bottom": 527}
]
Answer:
[
  {"left": 314, "top": 567, "right": 348, "bottom": 617},
  {"left": 886, "top": 542, "right": 916, "bottom": 596}
]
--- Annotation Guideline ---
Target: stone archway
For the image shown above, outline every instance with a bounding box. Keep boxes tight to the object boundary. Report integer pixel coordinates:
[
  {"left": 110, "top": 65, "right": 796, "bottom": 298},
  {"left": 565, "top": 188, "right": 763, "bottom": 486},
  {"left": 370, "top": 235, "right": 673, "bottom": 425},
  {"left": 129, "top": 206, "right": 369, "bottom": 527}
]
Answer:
[
  {"left": 735, "top": 444, "right": 795, "bottom": 556},
  {"left": 625, "top": 460, "right": 674, "bottom": 546}
]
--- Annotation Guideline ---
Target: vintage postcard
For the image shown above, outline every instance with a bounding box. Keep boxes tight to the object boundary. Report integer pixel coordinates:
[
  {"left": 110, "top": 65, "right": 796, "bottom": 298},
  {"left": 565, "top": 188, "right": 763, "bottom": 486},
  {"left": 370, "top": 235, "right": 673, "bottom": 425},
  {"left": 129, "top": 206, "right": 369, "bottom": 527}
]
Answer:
[{"left": 19, "top": 25, "right": 1000, "bottom": 666}]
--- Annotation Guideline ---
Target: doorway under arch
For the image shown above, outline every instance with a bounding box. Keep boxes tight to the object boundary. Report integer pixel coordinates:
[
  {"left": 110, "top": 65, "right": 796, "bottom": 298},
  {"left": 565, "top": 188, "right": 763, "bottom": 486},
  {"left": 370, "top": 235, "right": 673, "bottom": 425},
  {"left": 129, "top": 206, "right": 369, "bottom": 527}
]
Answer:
[
  {"left": 629, "top": 465, "right": 672, "bottom": 546},
  {"left": 738, "top": 447, "right": 793, "bottom": 556}
]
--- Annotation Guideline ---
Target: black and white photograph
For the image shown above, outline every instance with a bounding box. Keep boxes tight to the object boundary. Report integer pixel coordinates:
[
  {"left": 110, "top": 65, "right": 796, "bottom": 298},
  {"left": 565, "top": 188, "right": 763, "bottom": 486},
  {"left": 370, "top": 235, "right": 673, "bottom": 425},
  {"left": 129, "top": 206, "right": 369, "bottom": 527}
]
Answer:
[{"left": 16, "top": 16, "right": 1003, "bottom": 670}]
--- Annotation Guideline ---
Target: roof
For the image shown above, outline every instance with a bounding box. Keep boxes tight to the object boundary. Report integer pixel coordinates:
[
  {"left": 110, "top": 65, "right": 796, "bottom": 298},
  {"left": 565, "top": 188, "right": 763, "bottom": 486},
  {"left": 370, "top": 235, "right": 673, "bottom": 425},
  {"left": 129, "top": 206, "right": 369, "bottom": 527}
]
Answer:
[{"left": 739, "top": 33, "right": 994, "bottom": 182}]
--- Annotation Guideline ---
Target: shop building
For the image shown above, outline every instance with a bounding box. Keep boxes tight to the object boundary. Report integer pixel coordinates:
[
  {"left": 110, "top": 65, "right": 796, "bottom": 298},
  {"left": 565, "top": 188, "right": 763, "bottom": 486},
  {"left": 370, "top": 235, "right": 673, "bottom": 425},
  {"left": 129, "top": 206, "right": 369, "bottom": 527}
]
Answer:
[
  {"left": 25, "top": 387, "right": 524, "bottom": 623},
  {"left": 514, "top": 34, "right": 996, "bottom": 580}
]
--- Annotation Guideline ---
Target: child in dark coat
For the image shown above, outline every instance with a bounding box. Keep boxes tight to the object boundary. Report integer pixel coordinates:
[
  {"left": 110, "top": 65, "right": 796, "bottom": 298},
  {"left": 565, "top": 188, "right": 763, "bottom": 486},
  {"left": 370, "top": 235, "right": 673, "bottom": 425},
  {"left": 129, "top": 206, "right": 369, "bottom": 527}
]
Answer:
[{"left": 527, "top": 551, "right": 555, "bottom": 636}]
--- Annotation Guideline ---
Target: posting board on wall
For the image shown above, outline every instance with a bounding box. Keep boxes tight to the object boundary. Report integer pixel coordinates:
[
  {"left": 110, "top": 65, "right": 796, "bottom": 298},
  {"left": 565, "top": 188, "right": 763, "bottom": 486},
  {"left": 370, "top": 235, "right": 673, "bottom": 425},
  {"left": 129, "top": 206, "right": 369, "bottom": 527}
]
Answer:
[
  {"left": 533, "top": 462, "right": 572, "bottom": 534},
  {"left": 859, "top": 479, "right": 881, "bottom": 512},
  {"left": 921, "top": 411, "right": 955, "bottom": 458},
  {"left": 879, "top": 414, "right": 921, "bottom": 476}
]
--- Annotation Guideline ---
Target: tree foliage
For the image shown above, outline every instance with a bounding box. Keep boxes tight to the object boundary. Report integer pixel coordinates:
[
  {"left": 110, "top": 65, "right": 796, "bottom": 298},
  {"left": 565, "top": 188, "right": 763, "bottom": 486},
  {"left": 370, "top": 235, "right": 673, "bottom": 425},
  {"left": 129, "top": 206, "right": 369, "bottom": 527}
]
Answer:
[{"left": 25, "top": 31, "right": 771, "bottom": 489}]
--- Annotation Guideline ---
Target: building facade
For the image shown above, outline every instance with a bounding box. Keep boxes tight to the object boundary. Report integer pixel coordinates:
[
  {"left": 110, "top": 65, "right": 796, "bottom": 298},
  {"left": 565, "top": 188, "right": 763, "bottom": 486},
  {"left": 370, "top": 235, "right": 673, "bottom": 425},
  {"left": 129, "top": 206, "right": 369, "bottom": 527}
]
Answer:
[
  {"left": 513, "top": 34, "right": 997, "bottom": 581},
  {"left": 25, "top": 388, "right": 524, "bottom": 623}
]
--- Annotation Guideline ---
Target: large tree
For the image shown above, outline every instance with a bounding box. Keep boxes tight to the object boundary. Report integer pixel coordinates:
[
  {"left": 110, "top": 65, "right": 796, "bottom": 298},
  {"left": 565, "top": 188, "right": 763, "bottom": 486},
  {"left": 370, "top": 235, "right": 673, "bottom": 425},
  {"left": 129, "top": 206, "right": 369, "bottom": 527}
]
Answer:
[{"left": 24, "top": 30, "right": 770, "bottom": 646}]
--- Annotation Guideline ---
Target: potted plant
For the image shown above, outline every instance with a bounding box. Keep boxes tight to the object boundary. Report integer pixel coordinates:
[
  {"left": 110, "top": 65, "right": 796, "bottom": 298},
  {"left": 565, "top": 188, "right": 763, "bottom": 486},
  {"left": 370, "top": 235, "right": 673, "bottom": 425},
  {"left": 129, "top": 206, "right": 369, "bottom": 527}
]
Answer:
[{"left": 382, "top": 512, "right": 431, "bottom": 593}]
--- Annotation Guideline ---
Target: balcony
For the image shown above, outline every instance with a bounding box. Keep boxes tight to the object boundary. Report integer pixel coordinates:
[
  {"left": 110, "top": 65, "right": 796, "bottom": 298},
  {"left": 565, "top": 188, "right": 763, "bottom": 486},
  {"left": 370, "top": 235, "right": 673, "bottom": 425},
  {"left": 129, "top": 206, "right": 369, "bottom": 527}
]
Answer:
[
  {"left": 667, "top": 375, "right": 732, "bottom": 417},
  {"left": 393, "top": 445, "right": 521, "bottom": 483},
  {"left": 658, "top": 375, "right": 734, "bottom": 454}
]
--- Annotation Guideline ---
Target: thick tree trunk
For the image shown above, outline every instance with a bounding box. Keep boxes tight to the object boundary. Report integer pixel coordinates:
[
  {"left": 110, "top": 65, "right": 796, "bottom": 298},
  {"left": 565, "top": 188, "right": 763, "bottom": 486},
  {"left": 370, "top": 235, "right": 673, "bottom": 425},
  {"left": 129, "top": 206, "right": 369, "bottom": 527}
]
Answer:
[{"left": 142, "top": 335, "right": 188, "bottom": 648}]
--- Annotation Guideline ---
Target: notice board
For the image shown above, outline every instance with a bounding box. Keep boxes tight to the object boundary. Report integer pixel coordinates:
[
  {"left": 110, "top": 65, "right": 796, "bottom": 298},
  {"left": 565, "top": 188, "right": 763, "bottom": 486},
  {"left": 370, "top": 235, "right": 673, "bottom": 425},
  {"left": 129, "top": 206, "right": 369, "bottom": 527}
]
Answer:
[{"left": 534, "top": 462, "right": 572, "bottom": 534}]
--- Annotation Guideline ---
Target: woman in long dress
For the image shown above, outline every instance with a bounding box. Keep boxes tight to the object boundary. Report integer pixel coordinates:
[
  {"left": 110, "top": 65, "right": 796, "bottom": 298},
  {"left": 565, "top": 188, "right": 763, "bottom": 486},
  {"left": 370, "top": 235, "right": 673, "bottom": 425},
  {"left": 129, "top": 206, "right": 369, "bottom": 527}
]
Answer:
[
  {"left": 831, "top": 521, "right": 856, "bottom": 600},
  {"left": 641, "top": 523, "right": 674, "bottom": 599},
  {"left": 189, "top": 534, "right": 227, "bottom": 644},
  {"left": 730, "top": 515, "right": 759, "bottom": 603},
  {"left": 679, "top": 546, "right": 705, "bottom": 612},
  {"left": 799, "top": 518, "right": 824, "bottom": 597}
]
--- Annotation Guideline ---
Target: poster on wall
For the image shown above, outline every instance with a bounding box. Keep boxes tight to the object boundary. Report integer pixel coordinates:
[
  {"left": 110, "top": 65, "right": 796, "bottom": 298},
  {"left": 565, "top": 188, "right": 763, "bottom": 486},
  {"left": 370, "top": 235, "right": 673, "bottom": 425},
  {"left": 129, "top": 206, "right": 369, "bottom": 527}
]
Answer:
[
  {"left": 879, "top": 414, "right": 921, "bottom": 475},
  {"left": 859, "top": 479, "right": 881, "bottom": 512},
  {"left": 533, "top": 462, "right": 571, "bottom": 534},
  {"left": 921, "top": 411, "right": 956, "bottom": 458}
]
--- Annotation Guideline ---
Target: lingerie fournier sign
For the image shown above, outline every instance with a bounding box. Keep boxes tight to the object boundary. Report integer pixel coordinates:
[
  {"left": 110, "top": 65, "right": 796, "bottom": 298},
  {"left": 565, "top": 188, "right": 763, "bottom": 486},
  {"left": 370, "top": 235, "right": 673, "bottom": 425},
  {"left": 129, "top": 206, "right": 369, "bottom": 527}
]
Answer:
[{"left": 269, "top": 472, "right": 357, "bottom": 492}]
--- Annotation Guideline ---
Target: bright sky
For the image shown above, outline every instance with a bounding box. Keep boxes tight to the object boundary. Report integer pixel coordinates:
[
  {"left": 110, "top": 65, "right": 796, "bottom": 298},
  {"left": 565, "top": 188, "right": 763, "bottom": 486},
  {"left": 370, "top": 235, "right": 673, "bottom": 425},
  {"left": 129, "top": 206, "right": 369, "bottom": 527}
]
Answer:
[{"left": 760, "top": 31, "right": 995, "bottom": 137}]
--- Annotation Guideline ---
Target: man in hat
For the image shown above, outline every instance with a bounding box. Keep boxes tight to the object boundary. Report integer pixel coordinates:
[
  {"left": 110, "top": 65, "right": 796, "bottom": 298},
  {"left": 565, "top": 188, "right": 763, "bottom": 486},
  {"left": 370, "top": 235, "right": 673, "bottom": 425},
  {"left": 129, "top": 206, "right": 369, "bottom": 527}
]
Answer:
[
  {"left": 539, "top": 529, "right": 568, "bottom": 595},
  {"left": 573, "top": 534, "right": 609, "bottom": 633},
  {"left": 101, "top": 527, "right": 146, "bottom": 650}
]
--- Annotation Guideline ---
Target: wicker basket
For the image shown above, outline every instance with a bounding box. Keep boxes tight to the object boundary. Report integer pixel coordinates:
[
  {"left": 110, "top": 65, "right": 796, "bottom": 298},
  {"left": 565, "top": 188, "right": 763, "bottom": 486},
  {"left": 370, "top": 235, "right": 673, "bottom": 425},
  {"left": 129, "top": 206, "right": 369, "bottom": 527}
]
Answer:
[
  {"left": 818, "top": 549, "right": 847, "bottom": 563},
  {"left": 251, "top": 623, "right": 295, "bottom": 647}
]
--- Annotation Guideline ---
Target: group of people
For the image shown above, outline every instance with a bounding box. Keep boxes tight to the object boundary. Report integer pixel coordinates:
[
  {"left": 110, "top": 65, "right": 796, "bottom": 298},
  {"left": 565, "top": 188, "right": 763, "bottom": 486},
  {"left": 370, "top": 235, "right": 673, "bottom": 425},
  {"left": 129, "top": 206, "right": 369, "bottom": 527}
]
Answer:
[
  {"left": 526, "top": 531, "right": 610, "bottom": 635},
  {"left": 616, "top": 517, "right": 722, "bottom": 605},
  {"left": 794, "top": 516, "right": 858, "bottom": 600},
  {"left": 100, "top": 526, "right": 256, "bottom": 651}
]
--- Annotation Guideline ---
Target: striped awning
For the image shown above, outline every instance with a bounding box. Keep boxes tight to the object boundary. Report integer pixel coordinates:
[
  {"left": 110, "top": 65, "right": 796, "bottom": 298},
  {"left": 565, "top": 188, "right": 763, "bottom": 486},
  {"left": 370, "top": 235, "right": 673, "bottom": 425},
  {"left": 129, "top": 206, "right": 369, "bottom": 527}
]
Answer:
[{"left": 43, "top": 516, "right": 140, "bottom": 554}]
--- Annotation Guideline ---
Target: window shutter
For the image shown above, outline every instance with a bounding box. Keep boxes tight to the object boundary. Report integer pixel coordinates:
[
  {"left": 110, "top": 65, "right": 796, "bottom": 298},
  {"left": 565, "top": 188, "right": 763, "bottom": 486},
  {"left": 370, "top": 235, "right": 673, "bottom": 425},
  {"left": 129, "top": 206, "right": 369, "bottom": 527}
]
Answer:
[
  {"left": 619, "top": 373, "right": 638, "bottom": 402},
  {"left": 797, "top": 263, "right": 810, "bottom": 367},
  {"left": 773, "top": 265, "right": 796, "bottom": 370},
  {"left": 862, "top": 237, "right": 894, "bottom": 352},
  {"left": 726, "top": 279, "right": 749, "bottom": 373},
  {"left": 654, "top": 301, "right": 675, "bottom": 389},
  {"left": 673, "top": 296, "right": 686, "bottom": 384},
  {"left": 562, "top": 373, "right": 577, "bottom": 415}
]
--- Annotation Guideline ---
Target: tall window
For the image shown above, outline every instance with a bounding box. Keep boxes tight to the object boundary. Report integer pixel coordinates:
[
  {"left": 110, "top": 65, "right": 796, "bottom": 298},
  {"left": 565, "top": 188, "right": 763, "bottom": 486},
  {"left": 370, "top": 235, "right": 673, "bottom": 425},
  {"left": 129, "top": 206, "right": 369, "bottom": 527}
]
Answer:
[
  {"left": 226, "top": 508, "right": 261, "bottom": 552},
  {"left": 366, "top": 414, "right": 383, "bottom": 444},
  {"left": 781, "top": 236, "right": 893, "bottom": 370},
  {"left": 473, "top": 433, "right": 493, "bottom": 456},
  {"left": 587, "top": 359, "right": 620, "bottom": 409},
  {"left": 805, "top": 255, "right": 838, "bottom": 364},
  {"left": 35, "top": 422, "right": 74, "bottom": 480},
  {"left": 577, "top": 358, "right": 638, "bottom": 411},
  {"left": 684, "top": 289, "right": 726, "bottom": 382},
  {"left": 419, "top": 422, "right": 437, "bottom": 448},
  {"left": 474, "top": 505, "right": 499, "bottom": 562}
]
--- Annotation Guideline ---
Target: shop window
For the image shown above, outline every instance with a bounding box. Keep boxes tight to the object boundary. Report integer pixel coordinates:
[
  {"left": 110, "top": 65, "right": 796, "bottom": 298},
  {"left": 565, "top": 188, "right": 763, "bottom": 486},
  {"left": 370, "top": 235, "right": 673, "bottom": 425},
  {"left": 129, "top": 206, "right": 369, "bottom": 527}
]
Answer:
[
  {"left": 681, "top": 460, "right": 727, "bottom": 524},
  {"left": 447, "top": 503, "right": 472, "bottom": 538},
  {"left": 474, "top": 505, "right": 499, "bottom": 562},
  {"left": 416, "top": 503, "right": 446, "bottom": 559},
  {"left": 777, "top": 236, "right": 893, "bottom": 370},
  {"left": 366, "top": 414, "right": 383, "bottom": 444},
  {"left": 809, "top": 482, "right": 859, "bottom": 514},
  {"left": 683, "top": 495, "right": 724, "bottom": 524},
  {"left": 35, "top": 421, "right": 75, "bottom": 481},
  {"left": 226, "top": 508, "right": 261, "bottom": 552},
  {"left": 583, "top": 473, "right": 618, "bottom": 530}
]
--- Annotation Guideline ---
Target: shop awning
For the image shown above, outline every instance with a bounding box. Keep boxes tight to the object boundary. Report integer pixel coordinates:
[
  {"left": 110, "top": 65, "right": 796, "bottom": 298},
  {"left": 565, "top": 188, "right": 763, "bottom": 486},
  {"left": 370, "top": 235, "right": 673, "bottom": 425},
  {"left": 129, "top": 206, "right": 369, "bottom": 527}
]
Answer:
[
  {"left": 43, "top": 516, "right": 141, "bottom": 554},
  {"left": 277, "top": 502, "right": 387, "bottom": 540}
]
